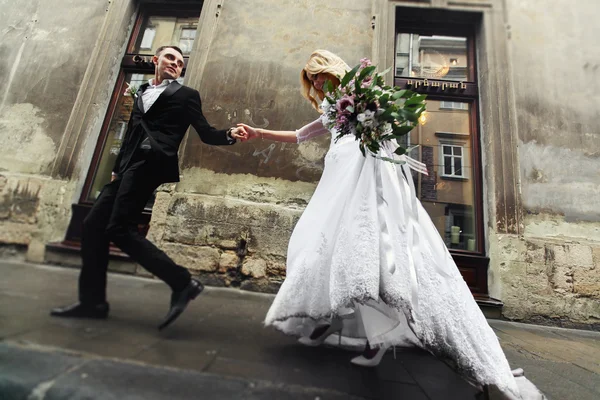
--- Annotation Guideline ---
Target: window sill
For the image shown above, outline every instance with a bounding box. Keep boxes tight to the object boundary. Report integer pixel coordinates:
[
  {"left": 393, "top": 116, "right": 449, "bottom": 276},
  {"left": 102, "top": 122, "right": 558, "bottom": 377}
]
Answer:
[{"left": 440, "top": 175, "right": 469, "bottom": 181}]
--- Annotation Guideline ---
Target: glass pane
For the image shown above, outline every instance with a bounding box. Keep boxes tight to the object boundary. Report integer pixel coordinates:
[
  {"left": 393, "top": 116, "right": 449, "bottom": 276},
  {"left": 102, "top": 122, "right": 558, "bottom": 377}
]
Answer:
[
  {"left": 407, "top": 100, "right": 476, "bottom": 251},
  {"left": 455, "top": 158, "right": 462, "bottom": 175},
  {"left": 395, "top": 33, "right": 468, "bottom": 81},
  {"left": 87, "top": 72, "right": 154, "bottom": 203},
  {"left": 444, "top": 158, "right": 452, "bottom": 175},
  {"left": 133, "top": 16, "right": 199, "bottom": 55},
  {"left": 140, "top": 27, "right": 156, "bottom": 50},
  {"left": 178, "top": 28, "right": 196, "bottom": 54}
]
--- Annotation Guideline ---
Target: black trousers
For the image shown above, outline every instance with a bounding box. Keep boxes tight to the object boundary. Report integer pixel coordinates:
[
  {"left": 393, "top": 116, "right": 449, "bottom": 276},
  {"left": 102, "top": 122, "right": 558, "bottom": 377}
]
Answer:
[{"left": 78, "top": 153, "right": 190, "bottom": 304}]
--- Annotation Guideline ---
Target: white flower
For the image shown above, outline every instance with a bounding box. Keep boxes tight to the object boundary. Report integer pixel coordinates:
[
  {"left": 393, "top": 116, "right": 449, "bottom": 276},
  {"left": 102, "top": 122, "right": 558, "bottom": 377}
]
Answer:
[
  {"left": 357, "top": 110, "right": 375, "bottom": 123},
  {"left": 382, "top": 122, "right": 393, "bottom": 135}
]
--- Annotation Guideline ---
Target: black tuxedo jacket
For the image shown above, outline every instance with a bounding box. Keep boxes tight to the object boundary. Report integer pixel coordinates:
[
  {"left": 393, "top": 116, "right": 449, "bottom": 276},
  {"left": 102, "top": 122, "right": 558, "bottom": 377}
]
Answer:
[{"left": 113, "top": 80, "right": 234, "bottom": 184}]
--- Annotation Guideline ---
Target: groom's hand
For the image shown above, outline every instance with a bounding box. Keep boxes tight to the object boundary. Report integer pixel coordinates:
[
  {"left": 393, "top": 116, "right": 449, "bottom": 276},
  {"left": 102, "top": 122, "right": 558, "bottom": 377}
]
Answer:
[
  {"left": 237, "top": 123, "right": 261, "bottom": 141},
  {"left": 229, "top": 126, "right": 249, "bottom": 142}
]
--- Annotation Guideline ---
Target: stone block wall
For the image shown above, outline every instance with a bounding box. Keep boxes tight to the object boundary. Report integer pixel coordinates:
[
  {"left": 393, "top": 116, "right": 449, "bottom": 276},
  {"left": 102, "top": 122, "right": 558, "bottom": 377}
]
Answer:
[
  {"left": 490, "top": 224, "right": 600, "bottom": 327},
  {"left": 145, "top": 187, "right": 300, "bottom": 293}
]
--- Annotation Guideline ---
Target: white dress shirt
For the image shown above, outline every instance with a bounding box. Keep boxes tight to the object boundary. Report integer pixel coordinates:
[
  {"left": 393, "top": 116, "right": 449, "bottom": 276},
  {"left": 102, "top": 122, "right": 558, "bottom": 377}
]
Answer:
[
  {"left": 138, "top": 78, "right": 174, "bottom": 149},
  {"left": 141, "top": 78, "right": 174, "bottom": 113}
]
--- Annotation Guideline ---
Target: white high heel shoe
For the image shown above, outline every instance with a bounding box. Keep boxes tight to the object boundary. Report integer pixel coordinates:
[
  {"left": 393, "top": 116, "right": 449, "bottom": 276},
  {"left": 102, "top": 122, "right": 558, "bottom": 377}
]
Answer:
[
  {"left": 350, "top": 345, "right": 396, "bottom": 367},
  {"left": 298, "top": 318, "right": 344, "bottom": 347}
]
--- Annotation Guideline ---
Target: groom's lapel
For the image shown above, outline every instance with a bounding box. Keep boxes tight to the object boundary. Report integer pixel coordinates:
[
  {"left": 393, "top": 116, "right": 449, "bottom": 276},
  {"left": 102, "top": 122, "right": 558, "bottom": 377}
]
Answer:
[
  {"left": 135, "top": 82, "right": 149, "bottom": 113},
  {"left": 146, "top": 81, "right": 183, "bottom": 115}
]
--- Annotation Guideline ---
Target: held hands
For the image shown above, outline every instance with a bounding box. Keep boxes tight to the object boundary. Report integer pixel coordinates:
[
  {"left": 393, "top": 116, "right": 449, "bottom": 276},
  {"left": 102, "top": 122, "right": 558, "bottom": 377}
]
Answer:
[
  {"left": 236, "top": 123, "right": 261, "bottom": 141},
  {"left": 229, "top": 126, "right": 250, "bottom": 141},
  {"left": 228, "top": 124, "right": 261, "bottom": 142}
]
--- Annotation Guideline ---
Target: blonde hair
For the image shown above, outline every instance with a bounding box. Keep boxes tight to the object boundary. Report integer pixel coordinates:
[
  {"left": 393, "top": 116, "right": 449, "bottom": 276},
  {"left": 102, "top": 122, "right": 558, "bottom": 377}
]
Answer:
[{"left": 300, "top": 49, "right": 350, "bottom": 112}]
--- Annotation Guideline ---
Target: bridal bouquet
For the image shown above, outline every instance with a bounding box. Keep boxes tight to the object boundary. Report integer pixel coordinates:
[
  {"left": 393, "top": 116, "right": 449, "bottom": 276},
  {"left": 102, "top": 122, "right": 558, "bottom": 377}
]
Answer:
[{"left": 321, "top": 58, "right": 427, "bottom": 162}]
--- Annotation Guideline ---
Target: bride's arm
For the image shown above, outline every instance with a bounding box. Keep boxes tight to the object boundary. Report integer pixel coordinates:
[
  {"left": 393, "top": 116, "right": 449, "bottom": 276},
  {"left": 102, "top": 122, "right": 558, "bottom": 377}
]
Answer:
[
  {"left": 238, "top": 119, "right": 328, "bottom": 143},
  {"left": 237, "top": 123, "right": 297, "bottom": 142}
]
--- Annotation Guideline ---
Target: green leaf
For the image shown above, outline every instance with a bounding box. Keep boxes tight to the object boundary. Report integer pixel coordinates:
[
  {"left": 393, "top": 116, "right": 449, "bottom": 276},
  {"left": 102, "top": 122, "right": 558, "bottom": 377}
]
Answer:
[
  {"left": 341, "top": 64, "right": 361, "bottom": 87},
  {"left": 378, "top": 108, "right": 394, "bottom": 121},
  {"left": 379, "top": 93, "right": 390, "bottom": 106},
  {"left": 392, "top": 125, "right": 415, "bottom": 136},
  {"left": 394, "top": 147, "right": 407, "bottom": 156},
  {"left": 405, "top": 94, "right": 427, "bottom": 105},
  {"left": 346, "top": 106, "right": 354, "bottom": 113},
  {"left": 358, "top": 65, "right": 376, "bottom": 81},
  {"left": 379, "top": 66, "right": 392, "bottom": 76},
  {"left": 355, "top": 75, "right": 362, "bottom": 93},
  {"left": 398, "top": 109, "right": 419, "bottom": 122},
  {"left": 392, "top": 90, "right": 408, "bottom": 100},
  {"left": 323, "top": 79, "right": 334, "bottom": 95}
]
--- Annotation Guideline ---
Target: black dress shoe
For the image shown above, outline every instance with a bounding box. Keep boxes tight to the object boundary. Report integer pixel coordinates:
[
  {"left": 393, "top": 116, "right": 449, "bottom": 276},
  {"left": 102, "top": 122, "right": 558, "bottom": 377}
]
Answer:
[
  {"left": 158, "top": 279, "right": 203, "bottom": 330},
  {"left": 50, "top": 302, "right": 109, "bottom": 319}
]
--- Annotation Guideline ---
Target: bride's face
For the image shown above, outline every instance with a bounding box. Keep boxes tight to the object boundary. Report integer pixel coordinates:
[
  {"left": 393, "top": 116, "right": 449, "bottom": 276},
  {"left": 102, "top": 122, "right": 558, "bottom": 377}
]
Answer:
[{"left": 307, "top": 72, "right": 328, "bottom": 91}]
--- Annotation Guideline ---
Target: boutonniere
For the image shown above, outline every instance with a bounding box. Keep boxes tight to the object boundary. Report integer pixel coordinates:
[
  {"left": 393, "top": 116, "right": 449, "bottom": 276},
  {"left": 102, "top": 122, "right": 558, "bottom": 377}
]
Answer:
[{"left": 124, "top": 82, "right": 139, "bottom": 98}]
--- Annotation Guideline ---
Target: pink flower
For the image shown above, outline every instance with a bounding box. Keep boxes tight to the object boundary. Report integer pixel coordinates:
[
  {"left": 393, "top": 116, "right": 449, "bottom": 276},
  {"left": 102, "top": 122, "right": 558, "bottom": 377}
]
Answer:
[
  {"left": 336, "top": 115, "right": 349, "bottom": 127},
  {"left": 335, "top": 95, "right": 355, "bottom": 115},
  {"left": 360, "top": 58, "right": 372, "bottom": 68},
  {"left": 361, "top": 75, "right": 373, "bottom": 88}
]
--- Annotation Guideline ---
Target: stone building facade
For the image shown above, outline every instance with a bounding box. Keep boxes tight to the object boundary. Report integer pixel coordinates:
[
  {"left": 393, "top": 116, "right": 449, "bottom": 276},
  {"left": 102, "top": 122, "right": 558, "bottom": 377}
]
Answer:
[{"left": 0, "top": 0, "right": 598, "bottom": 327}]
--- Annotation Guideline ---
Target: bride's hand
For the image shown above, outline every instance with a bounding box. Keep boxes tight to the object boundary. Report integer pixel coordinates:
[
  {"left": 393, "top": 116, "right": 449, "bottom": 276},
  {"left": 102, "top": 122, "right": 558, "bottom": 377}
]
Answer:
[{"left": 237, "top": 123, "right": 261, "bottom": 141}]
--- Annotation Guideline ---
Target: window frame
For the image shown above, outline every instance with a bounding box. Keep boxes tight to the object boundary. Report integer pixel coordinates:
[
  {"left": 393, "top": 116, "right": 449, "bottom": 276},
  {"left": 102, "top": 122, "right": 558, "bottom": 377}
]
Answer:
[
  {"left": 78, "top": 4, "right": 201, "bottom": 205},
  {"left": 393, "top": 9, "right": 485, "bottom": 258},
  {"left": 440, "top": 101, "right": 468, "bottom": 110},
  {"left": 440, "top": 143, "right": 466, "bottom": 179}
]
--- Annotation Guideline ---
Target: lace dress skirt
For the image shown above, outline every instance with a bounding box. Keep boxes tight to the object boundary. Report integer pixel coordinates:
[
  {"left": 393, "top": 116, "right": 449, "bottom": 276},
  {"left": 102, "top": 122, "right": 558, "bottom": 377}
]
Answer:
[{"left": 264, "top": 125, "right": 544, "bottom": 400}]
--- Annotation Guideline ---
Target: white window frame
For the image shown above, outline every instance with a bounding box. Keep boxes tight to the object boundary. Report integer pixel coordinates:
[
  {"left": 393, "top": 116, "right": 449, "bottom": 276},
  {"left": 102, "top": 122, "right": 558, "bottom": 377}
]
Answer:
[
  {"left": 440, "top": 101, "right": 468, "bottom": 110},
  {"left": 139, "top": 26, "right": 156, "bottom": 50},
  {"left": 178, "top": 27, "right": 197, "bottom": 54},
  {"left": 440, "top": 143, "right": 466, "bottom": 178}
]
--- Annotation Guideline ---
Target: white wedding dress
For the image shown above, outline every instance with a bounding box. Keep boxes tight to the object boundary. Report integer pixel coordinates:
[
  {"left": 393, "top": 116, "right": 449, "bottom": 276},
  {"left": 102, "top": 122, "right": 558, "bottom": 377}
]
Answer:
[{"left": 264, "top": 109, "right": 546, "bottom": 400}]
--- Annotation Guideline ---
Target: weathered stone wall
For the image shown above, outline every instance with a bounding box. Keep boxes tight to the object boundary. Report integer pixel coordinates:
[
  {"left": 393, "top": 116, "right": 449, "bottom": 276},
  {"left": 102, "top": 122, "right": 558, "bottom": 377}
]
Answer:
[
  {"left": 149, "top": 0, "right": 373, "bottom": 291},
  {"left": 0, "top": 0, "right": 107, "bottom": 174},
  {"left": 0, "top": 0, "right": 108, "bottom": 260},
  {"left": 487, "top": 0, "right": 600, "bottom": 326},
  {"left": 1, "top": 0, "right": 597, "bottom": 327}
]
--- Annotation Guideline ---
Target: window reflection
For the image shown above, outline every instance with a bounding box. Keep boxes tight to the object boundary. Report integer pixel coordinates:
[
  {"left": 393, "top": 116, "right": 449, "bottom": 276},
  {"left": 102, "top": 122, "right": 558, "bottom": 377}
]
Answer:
[
  {"left": 133, "top": 16, "right": 199, "bottom": 55},
  {"left": 408, "top": 100, "right": 475, "bottom": 251},
  {"left": 396, "top": 34, "right": 468, "bottom": 81},
  {"left": 87, "top": 73, "right": 154, "bottom": 202}
]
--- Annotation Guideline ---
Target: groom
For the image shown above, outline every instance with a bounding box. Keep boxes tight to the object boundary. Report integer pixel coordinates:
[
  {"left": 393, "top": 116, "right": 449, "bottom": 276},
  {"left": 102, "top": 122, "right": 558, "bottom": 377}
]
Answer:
[{"left": 51, "top": 45, "right": 247, "bottom": 330}]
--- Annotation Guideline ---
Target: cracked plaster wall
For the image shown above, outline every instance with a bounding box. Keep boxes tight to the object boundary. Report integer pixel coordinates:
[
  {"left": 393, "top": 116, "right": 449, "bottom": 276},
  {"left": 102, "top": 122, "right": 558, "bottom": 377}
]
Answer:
[
  {"left": 0, "top": 0, "right": 107, "bottom": 260},
  {"left": 150, "top": 0, "right": 373, "bottom": 291},
  {"left": 488, "top": 0, "right": 600, "bottom": 325}
]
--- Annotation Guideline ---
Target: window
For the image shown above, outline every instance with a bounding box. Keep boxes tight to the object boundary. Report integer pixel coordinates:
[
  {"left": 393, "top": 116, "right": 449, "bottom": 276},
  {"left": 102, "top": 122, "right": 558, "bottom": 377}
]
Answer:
[
  {"left": 139, "top": 26, "right": 156, "bottom": 50},
  {"left": 395, "top": 34, "right": 468, "bottom": 81},
  {"left": 441, "top": 144, "right": 465, "bottom": 178},
  {"left": 440, "top": 101, "right": 468, "bottom": 110},
  {"left": 394, "top": 9, "right": 482, "bottom": 256},
  {"left": 179, "top": 27, "right": 197, "bottom": 54}
]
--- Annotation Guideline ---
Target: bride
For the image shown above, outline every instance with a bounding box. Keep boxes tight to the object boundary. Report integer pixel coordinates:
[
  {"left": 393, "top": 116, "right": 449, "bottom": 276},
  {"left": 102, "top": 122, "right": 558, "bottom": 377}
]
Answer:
[{"left": 238, "top": 50, "right": 545, "bottom": 400}]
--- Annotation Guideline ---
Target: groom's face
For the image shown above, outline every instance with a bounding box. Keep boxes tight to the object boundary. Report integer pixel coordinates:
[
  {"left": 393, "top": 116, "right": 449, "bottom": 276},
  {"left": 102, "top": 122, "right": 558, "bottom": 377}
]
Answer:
[{"left": 153, "top": 48, "right": 184, "bottom": 80}]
